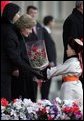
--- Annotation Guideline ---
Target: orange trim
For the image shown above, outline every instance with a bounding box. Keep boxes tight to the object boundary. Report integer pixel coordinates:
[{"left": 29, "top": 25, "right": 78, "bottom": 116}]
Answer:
[{"left": 63, "top": 75, "right": 79, "bottom": 82}]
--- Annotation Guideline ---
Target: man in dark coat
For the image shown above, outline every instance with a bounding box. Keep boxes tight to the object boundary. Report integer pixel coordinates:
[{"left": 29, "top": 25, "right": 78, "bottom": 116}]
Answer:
[
  {"left": 42, "top": 16, "right": 57, "bottom": 99},
  {"left": 63, "top": 1, "right": 83, "bottom": 61},
  {"left": 63, "top": 1, "right": 83, "bottom": 83},
  {"left": 26, "top": 6, "right": 51, "bottom": 101},
  {"left": 26, "top": 6, "right": 57, "bottom": 101}
]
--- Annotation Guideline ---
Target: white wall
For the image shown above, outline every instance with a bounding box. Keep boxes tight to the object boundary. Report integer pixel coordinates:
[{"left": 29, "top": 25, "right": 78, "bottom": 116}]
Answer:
[{"left": 12, "top": 1, "right": 75, "bottom": 21}]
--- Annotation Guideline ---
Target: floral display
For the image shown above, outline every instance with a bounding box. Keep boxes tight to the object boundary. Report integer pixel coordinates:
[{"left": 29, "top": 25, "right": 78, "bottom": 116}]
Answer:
[
  {"left": 1, "top": 98, "right": 83, "bottom": 120},
  {"left": 25, "top": 40, "right": 49, "bottom": 70}
]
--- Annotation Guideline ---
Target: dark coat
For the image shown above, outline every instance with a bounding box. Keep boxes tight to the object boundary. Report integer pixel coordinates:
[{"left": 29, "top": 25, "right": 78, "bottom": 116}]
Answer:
[
  {"left": 1, "top": 22, "right": 33, "bottom": 75},
  {"left": 43, "top": 27, "right": 57, "bottom": 65},
  {"left": 1, "top": 3, "right": 43, "bottom": 100},
  {"left": 1, "top": 3, "right": 21, "bottom": 100},
  {"left": 63, "top": 8, "right": 83, "bottom": 61},
  {"left": 26, "top": 22, "right": 44, "bottom": 42},
  {"left": 1, "top": 22, "right": 27, "bottom": 100}
]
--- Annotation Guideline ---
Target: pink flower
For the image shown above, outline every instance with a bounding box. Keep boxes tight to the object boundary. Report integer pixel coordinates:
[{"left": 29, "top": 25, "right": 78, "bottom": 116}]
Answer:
[{"left": 48, "top": 116, "right": 54, "bottom": 120}]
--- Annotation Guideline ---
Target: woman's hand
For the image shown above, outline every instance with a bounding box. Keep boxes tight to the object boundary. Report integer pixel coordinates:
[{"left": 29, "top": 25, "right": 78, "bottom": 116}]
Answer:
[
  {"left": 32, "top": 70, "right": 44, "bottom": 79},
  {"left": 12, "top": 70, "right": 19, "bottom": 77}
]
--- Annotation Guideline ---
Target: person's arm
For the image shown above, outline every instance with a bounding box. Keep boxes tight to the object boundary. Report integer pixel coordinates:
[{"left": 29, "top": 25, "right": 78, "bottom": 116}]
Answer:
[
  {"left": 47, "top": 63, "right": 70, "bottom": 79},
  {"left": 47, "top": 61, "right": 82, "bottom": 79}
]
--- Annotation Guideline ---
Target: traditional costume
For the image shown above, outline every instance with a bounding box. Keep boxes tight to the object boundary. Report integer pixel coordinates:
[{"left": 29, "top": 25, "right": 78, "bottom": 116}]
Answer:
[{"left": 47, "top": 38, "right": 83, "bottom": 110}]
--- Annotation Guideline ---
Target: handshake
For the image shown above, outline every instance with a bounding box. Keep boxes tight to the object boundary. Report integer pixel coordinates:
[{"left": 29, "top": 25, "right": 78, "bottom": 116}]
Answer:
[
  {"left": 12, "top": 63, "right": 56, "bottom": 81},
  {"left": 32, "top": 66, "right": 55, "bottom": 81}
]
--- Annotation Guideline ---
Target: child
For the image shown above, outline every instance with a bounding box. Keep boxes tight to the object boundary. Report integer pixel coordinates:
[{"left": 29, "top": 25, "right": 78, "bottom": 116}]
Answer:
[{"left": 47, "top": 38, "right": 83, "bottom": 109}]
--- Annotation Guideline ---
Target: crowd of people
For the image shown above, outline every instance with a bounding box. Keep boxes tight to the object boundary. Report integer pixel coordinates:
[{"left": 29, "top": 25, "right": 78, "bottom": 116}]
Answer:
[{"left": 1, "top": 1, "right": 83, "bottom": 110}]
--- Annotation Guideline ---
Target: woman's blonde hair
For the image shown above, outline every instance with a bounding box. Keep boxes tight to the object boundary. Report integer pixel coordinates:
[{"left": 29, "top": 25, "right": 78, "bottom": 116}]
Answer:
[{"left": 15, "top": 14, "right": 36, "bottom": 29}]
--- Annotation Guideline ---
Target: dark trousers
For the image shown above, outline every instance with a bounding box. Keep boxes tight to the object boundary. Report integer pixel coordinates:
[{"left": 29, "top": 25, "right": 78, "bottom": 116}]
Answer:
[
  {"left": 11, "top": 71, "right": 36, "bottom": 102},
  {"left": 33, "top": 79, "right": 51, "bottom": 101},
  {"left": 11, "top": 76, "right": 23, "bottom": 99},
  {"left": 41, "top": 79, "right": 51, "bottom": 99},
  {"left": 1, "top": 72, "right": 11, "bottom": 101}
]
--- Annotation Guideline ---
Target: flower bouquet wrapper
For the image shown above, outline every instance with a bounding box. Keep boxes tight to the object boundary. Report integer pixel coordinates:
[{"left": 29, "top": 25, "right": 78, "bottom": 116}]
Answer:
[{"left": 25, "top": 40, "right": 49, "bottom": 71}]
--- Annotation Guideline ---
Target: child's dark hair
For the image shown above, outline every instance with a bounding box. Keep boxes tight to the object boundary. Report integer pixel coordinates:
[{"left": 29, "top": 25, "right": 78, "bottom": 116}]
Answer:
[
  {"left": 27, "top": 6, "right": 38, "bottom": 13},
  {"left": 68, "top": 37, "right": 83, "bottom": 54},
  {"left": 68, "top": 37, "right": 83, "bottom": 72},
  {"left": 43, "top": 16, "right": 54, "bottom": 26}
]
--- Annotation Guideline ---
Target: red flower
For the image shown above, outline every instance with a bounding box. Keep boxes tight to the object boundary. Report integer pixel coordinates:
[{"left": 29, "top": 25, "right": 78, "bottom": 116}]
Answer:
[
  {"left": 35, "top": 52, "right": 40, "bottom": 56},
  {"left": 28, "top": 51, "right": 31, "bottom": 56},
  {"left": 42, "top": 107, "right": 47, "bottom": 113},
  {"left": 32, "top": 56, "right": 37, "bottom": 60},
  {"left": 48, "top": 116, "right": 54, "bottom": 120},
  {"left": 1, "top": 98, "right": 9, "bottom": 107},
  {"left": 31, "top": 46, "right": 38, "bottom": 52},
  {"left": 63, "top": 105, "right": 80, "bottom": 114},
  {"left": 63, "top": 107, "right": 71, "bottom": 113},
  {"left": 71, "top": 106, "right": 79, "bottom": 113}
]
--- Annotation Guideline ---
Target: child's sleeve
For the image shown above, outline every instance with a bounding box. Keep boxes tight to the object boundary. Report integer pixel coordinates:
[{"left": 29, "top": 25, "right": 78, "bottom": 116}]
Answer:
[
  {"left": 47, "top": 61, "right": 82, "bottom": 79},
  {"left": 47, "top": 63, "right": 70, "bottom": 79}
]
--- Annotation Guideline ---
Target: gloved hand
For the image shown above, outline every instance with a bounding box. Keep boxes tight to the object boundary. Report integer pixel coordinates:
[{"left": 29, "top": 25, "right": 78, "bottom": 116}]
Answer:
[
  {"left": 31, "top": 69, "right": 44, "bottom": 79},
  {"left": 40, "top": 67, "right": 50, "bottom": 81}
]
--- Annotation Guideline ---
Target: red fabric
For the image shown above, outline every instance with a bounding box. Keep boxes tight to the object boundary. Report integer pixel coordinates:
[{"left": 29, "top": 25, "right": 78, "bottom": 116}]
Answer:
[{"left": 1, "top": 1, "right": 10, "bottom": 13}]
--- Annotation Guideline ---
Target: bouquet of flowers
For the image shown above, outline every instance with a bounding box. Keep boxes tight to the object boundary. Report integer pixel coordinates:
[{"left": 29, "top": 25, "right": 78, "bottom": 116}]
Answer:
[
  {"left": 1, "top": 98, "right": 83, "bottom": 120},
  {"left": 25, "top": 40, "right": 49, "bottom": 70}
]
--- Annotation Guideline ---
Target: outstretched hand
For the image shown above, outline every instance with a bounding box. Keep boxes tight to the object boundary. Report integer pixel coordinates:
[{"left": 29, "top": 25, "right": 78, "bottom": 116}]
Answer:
[
  {"left": 32, "top": 69, "right": 44, "bottom": 79},
  {"left": 31, "top": 67, "right": 52, "bottom": 82}
]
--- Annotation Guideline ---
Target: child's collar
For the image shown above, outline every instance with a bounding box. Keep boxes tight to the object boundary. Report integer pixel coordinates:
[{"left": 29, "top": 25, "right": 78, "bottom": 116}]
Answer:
[{"left": 67, "top": 55, "right": 78, "bottom": 60}]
